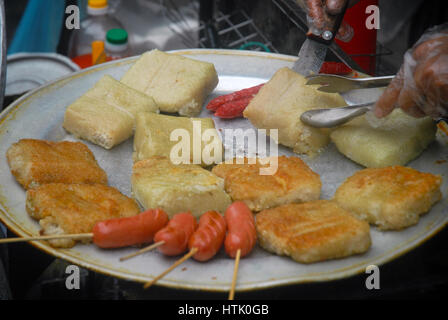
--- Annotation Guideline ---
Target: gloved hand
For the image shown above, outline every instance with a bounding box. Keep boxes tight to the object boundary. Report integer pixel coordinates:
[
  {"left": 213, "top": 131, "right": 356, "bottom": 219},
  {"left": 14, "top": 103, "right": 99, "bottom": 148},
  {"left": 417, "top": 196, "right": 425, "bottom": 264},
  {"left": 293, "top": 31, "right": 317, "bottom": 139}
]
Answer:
[
  {"left": 374, "top": 24, "right": 448, "bottom": 119},
  {"left": 299, "top": 0, "right": 359, "bottom": 42}
]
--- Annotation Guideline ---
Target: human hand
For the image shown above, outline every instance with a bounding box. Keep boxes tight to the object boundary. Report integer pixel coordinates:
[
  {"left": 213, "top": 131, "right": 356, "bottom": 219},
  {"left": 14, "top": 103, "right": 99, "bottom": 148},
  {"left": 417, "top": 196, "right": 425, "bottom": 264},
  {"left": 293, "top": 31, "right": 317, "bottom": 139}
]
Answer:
[
  {"left": 374, "top": 24, "right": 448, "bottom": 119},
  {"left": 301, "top": 0, "right": 359, "bottom": 42}
]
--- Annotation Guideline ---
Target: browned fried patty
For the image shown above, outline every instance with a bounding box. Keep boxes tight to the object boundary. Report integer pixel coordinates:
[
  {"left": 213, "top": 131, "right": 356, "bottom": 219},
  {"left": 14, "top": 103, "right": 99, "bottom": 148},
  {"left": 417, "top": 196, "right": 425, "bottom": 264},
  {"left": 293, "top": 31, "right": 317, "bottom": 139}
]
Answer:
[
  {"left": 211, "top": 156, "right": 321, "bottom": 211},
  {"left": 26, "top": 183, "right": 140, "bottom": 248},
  {"left": 333, "top": 166, "right": 442, "bottom": 230},
  {"left": 6, "top": 139, "right": 107, "bottom": 189},
  {"left": 256, "top": 200, "right": 371, "bottom": 263}
]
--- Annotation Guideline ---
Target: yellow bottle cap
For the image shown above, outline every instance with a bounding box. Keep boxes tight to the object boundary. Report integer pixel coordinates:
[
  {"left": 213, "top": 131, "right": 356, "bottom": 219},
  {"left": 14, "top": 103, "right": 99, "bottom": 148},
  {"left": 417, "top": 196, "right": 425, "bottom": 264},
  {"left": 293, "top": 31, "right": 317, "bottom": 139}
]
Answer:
[{"left": 88, "top": 0, "right": 108, "bottom": 9}]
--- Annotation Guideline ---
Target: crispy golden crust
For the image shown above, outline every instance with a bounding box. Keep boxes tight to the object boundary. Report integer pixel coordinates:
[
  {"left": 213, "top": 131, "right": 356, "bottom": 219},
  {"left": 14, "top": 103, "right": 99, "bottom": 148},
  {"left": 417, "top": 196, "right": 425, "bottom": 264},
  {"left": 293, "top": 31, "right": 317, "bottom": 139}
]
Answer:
[
  {"left": 131, "top": 156, "right": 231, "bottom": 218},
  {"left": 212, "top": 156, "right": 321, "bottom": 211},
  {"left": 26, "top": 183, "right": 140, "bottom": 248},
  {"left": 333, "top": 166, "right": 442, "bottom": 230},
  {"left": 6, "top": 139, "right": 108, "bottom": 189},
  {"left": 256, "top": 200, "right": 371, "bottom": 263}
]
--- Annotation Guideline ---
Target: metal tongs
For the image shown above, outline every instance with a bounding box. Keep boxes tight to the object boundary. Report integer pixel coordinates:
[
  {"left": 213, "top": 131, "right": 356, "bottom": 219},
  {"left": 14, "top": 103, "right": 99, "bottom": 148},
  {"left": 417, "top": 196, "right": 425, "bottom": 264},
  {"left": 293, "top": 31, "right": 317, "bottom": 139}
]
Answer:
[
  {"left": 300, "top": 74, "right": 395, "bottom": 128},
  {"left": 305, "top": 74, "right": 394, "bottom": 93}
]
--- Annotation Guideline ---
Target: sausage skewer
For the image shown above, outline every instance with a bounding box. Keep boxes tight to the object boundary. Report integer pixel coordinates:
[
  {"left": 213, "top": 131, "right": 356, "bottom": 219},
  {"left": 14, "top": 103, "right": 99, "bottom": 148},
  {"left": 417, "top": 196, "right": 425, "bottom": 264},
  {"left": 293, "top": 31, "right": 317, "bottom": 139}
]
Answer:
[
  {"left": 143, "top": 247, "right": 198, "bottom": 289},
  {"left": 119, "top": 241, "right": 165, "bottom": 261},
  {"left": 152, "top": 212, "right": 197, "bottom": 256},
  {"left": 0, "top": 233, "right": 93, "bottom": 244},
  {"left": 120, "top": 211, "right": 197, "bottom": 261},
  {"left": 229, "top": 249, "right": 241, "bottom": 301},
  {"left": 224, "top": 201, "right": 257, "bottom": 300},
  {"left": 142, "top": 212, "right": 197, "bottom": 289},
  {"left": 93, "top": 208, "right": 169, "bottom": 248},
  {"left": 0, "top": 208, "right": 169, "bottom": 249},
  {"left": 188, "top": 211, "right": 227, "bottom": 262},
  {"left": 143, "top": 211, "right": 226, "bottom": 289}
]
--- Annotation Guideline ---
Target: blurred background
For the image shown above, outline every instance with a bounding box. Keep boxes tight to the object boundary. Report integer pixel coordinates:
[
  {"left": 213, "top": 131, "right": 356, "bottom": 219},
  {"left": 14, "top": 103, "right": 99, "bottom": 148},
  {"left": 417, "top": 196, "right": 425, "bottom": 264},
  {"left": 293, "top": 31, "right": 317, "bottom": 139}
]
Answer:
[
  {"left": 3, "top": 0, "right": 448, "bottom": 111},
  {"left": 1, "top": 0, "right": 447, "bottom": 300}
]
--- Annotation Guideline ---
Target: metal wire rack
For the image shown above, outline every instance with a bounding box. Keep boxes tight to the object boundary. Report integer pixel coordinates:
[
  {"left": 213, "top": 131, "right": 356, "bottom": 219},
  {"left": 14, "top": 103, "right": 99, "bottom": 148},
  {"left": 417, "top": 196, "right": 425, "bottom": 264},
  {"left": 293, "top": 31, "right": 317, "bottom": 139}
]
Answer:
[
  {"left": 160, "top": 1, "right": 276, "bottom": 52},
  {"left": 197, "top": 10, "right": 278, "bottom": 53}
]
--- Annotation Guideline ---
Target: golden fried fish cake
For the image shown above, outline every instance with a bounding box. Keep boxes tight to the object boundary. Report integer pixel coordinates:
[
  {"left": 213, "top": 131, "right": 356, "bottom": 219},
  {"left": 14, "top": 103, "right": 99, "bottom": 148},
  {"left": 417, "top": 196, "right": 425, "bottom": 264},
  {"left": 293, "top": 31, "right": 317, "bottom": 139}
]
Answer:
[
  {"left": 26, "top": 183, "right": 140, "bottom": 248},
  {"left": 333, "top": 166, "right": 442, "bottom": 230},
  {"left": 211, "top": 156, "right": 321, "bottom": 211},
  {"left": 256, "top": 200, "right": 371, "bottom": 263},
  {"left": 6, "top": 139, "right": 108, "bottom": 189}
]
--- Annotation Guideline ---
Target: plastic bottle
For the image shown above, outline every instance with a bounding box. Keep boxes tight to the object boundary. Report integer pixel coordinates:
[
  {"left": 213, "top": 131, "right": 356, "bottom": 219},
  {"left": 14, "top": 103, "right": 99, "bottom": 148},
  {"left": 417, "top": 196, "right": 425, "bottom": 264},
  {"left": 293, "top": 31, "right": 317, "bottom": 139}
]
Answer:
[
  {"left": 105, "top": 28, "right": 130, "bottom": 60},
  {"left": 68, "top": 0, "right": 124, "bottom": 62}
]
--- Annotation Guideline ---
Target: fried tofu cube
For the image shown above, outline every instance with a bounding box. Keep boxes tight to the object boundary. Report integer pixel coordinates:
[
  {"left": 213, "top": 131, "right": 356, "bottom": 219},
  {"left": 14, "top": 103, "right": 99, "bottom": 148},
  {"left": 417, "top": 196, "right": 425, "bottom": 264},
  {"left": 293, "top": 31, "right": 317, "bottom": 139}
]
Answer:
[
  {"left": 243, "top": 67, "right": 346, "bottom": 156},
  {"left": 6, "top": 139, "right": 107, "bottom": 189},
  {"left": 131, "top": 157, "right": 231, "bottom": 218},
  {"left": 63, "top": 75, "right": 159, "bottom": 149},
  {"left": 26, "top": 183, "right": 141, "bottom": 248},
  {"left": 212, "top": 156, "right": 321, "bottom": 211},
  {"left": 333, "top": 166, "right": 442, "bottom": 230},
  {"left": 330, "top": 109, "right": 437, "bottom": 168},
  {"left": 120, "top": 49, "right": 218, "bottom": 116},
  {"left": 133, "top": 112, "right": 222, "bottom": 166},
  {"left": 256, "top": 200, "right": 371, "bottom": 263}
]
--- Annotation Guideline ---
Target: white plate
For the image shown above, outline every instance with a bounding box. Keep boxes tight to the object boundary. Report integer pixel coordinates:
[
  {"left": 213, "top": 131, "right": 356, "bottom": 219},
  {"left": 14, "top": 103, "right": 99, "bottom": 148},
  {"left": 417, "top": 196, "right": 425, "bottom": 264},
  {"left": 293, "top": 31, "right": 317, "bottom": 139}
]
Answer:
[{"left": 0, "top": 49, "right": 447, "bottom": 292}]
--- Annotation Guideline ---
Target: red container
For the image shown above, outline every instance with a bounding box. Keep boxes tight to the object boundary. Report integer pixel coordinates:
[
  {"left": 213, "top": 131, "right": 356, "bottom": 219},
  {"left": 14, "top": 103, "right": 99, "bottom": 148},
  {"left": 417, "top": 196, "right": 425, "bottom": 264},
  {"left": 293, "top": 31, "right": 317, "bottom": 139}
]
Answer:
[
  {"left": 336, "top": 0, "right": 378, "bottom": 75},
  {"left": 71, "top": 54, "right": 113, "bottom": 69}
]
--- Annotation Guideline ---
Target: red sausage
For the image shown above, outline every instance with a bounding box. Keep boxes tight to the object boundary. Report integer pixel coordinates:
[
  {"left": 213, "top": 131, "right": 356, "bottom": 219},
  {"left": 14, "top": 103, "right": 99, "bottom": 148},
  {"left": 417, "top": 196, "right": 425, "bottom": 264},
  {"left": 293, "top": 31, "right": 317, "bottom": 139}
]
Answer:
[
  {"left": 154, "top": 212, "right": 197, "bottom": 256},
  {"left": 188, "top": 211, "right": 227, "bottom": 262},
  {"left": 206, "top": 84, "right": 264, "bottom": 111},
  {"left": 92, "top": 208, "right": 169, "bottom": 249},
  {"left": 224, "top": 202, "right": 257, "bottom": 258},
  {"left": 214, "top": 96, "right": 253, "bottom": 119}
]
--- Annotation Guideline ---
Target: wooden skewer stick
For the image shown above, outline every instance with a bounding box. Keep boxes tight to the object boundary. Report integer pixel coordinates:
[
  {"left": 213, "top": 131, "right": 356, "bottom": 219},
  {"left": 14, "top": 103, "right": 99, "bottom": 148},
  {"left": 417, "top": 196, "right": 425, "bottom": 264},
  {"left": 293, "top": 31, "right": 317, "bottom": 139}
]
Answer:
[
  {"left": 0, "top": 233, "right": 93, "bottom": 244},
  {"left": 119, "top": 241, "right": 165, "bottom": 261},
  {"left": 143, "top": 247, "right": 199, "bottom": 289},
  {"left": 228, "top": 248, "right": 241, "bottom": 300}
]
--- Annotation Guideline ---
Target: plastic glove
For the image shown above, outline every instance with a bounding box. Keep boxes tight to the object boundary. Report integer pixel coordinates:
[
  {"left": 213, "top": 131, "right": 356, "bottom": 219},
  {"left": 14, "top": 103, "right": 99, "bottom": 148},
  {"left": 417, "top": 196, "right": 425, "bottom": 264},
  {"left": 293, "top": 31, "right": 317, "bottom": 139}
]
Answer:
[
  {"left": 374, "top": 23, "right": 448, "bottom": 119},
  {"left": 299, "top": 0, "right": 358, "bottom": 42}
]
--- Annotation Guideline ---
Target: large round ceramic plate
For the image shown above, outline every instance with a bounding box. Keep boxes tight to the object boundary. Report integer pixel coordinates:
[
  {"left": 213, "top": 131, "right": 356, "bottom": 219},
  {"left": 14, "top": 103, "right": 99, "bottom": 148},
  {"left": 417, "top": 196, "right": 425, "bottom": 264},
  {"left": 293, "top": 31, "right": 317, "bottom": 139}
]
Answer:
[{"left": 0, "top": 49, "right": 447, "bottom": 292}]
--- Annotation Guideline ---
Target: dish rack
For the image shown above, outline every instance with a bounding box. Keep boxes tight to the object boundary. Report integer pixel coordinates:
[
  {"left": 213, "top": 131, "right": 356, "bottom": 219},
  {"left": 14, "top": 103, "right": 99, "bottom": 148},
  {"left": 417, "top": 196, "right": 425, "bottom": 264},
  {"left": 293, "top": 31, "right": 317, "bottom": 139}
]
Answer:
[{"left": 197, "top": 10, "right": 278, "bottom": 53}]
